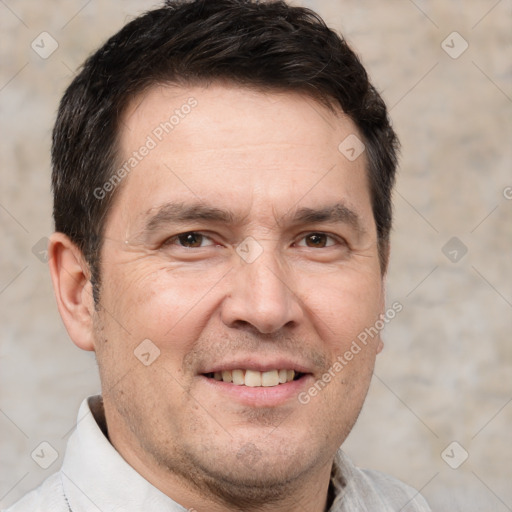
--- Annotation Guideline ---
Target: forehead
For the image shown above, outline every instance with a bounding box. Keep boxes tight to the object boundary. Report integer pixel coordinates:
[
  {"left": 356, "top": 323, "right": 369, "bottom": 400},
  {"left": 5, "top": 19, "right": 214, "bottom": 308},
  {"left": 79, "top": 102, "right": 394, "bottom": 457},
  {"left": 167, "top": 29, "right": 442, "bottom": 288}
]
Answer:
[
  {"left": 122, "top": 83, "right": 358, "bottom": 153},
  {"left": 109, "top": 83, "right": 372, "bottom": 234}
]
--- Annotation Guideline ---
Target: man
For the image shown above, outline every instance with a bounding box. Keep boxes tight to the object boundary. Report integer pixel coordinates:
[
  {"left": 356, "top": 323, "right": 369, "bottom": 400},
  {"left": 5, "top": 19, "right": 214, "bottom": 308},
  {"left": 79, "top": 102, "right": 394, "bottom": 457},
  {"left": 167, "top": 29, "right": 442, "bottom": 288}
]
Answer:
[{"left": 5, "top": 0, "right": 431, "bottom": 510}]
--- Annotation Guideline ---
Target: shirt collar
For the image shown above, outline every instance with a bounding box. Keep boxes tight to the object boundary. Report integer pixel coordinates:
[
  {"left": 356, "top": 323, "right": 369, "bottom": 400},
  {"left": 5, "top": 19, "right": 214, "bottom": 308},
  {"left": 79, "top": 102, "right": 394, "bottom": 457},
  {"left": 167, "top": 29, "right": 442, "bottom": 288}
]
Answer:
[{"left": 61, "top": 396, "right": 187, "bottom": 512}]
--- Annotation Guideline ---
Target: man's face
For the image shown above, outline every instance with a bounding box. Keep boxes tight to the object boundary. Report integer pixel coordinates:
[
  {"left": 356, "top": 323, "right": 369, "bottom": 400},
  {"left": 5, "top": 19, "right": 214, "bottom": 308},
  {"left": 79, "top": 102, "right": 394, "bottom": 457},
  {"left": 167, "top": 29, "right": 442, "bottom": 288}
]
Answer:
[{"left": 94, "top": 84, "right": 385, "bottom": 499}]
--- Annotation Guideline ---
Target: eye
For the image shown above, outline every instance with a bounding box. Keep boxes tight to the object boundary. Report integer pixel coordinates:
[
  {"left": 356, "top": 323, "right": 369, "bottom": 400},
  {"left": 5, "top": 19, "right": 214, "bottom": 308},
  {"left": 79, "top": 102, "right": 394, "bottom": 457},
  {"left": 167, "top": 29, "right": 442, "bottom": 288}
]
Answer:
[
  {"left": 296, "top": 232, "right": 337, "bottom": 248},
  {"left": 166, "top": 231, "right": 215, "bottom": 248}
]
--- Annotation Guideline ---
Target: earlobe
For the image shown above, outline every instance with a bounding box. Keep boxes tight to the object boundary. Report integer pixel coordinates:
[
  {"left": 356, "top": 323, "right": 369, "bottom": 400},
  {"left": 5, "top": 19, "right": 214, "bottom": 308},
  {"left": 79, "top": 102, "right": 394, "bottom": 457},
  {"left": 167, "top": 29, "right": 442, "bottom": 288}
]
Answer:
[{"left": 48, "top": 233, "right": 96, "bottom": 352}]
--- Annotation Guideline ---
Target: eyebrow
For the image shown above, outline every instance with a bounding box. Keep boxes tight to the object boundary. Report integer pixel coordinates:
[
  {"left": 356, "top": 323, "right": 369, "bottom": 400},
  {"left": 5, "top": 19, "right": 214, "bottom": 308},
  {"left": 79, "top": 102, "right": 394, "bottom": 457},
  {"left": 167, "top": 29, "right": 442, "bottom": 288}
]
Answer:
[
  {"left": 141, "top": 200, "right": 365, "bottom": 235},
  {"left": 143, "top": 202, "right": 236, "bottom": 233},
  {"left": 290, "top": 204, "right": 364, "bottom": 234}
]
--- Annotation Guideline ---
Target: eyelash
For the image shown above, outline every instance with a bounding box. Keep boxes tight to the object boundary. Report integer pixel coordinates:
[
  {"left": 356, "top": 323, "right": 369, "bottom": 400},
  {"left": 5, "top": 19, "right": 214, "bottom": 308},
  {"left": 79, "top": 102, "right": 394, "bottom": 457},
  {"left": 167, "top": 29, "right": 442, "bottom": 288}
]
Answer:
[
  {"left": 163, "top": 231, "right": 345, "bottom": 249},
  {"left": 163, "top": 231, "right": 217, "bottom": 248}
]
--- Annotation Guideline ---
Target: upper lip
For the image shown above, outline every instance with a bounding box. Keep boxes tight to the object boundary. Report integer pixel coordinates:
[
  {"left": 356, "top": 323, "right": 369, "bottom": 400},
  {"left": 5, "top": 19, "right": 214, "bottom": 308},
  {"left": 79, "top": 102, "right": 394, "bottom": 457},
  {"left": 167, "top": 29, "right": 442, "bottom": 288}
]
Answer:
[{"left": 199, "top": 357, "right": 313, "bottom": 375}]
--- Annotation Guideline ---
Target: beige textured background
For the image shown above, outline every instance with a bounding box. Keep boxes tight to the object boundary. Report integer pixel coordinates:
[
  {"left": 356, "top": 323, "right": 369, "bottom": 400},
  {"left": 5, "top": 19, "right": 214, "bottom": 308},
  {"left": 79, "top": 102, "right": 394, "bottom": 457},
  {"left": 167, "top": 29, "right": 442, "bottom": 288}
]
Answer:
[{"left": 1, "top": 0, "right": 511, "bottom": 510}]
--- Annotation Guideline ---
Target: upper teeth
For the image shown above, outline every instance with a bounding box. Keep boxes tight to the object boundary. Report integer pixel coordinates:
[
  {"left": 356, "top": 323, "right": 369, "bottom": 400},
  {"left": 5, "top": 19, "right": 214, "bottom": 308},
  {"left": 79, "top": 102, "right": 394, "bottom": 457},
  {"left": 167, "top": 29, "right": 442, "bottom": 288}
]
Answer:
[{"left": 212, "top": 369, "right": 296, "bottom": 387}]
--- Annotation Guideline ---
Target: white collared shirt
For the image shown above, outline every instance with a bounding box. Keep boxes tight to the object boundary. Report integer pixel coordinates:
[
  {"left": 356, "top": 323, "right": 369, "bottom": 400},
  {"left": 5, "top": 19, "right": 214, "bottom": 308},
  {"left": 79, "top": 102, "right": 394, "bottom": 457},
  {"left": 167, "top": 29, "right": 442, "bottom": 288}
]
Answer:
[{"left": 4, "top": 396, "right": 431, "bottom": 512}]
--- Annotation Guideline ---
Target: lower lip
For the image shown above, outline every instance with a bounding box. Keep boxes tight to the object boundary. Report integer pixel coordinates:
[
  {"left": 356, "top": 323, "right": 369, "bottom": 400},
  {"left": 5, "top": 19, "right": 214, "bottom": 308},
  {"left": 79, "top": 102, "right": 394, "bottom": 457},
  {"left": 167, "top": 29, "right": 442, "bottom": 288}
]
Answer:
[{"left": 199, "top": 374, "right": 313, "bottom": 407}]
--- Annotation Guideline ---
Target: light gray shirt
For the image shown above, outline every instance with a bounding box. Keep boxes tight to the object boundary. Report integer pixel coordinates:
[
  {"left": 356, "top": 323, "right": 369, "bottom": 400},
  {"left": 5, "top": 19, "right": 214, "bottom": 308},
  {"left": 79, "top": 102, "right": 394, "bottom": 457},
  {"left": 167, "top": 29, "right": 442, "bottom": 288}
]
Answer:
[{"left": 4, "top": 396, "right": 431, "bottom": 512}]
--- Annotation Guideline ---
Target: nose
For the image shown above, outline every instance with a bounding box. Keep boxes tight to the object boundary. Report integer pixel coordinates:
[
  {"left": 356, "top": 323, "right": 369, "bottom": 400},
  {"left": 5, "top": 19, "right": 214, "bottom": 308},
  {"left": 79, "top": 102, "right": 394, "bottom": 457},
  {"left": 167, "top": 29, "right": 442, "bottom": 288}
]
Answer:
[{"left": 220, "top": 249, "right": 303, "bottom": 335}]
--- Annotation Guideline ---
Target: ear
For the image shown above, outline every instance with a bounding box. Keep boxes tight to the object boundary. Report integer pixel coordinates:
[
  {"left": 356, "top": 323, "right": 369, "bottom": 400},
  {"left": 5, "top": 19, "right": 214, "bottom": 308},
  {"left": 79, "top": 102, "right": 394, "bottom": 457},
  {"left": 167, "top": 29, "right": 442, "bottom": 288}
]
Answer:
[
  {"left": 376, "top": 242, "right": 390, "bottom": 355},
  {"left": 48, "top": 233, "right": 96, "bottom": 351}
]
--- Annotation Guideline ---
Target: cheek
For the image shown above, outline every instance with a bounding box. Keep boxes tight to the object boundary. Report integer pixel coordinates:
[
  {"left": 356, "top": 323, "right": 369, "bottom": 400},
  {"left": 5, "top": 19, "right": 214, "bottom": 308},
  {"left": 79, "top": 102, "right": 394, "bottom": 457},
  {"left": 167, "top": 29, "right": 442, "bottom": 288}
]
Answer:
[
  {"left": 297, "top": 267, "right": 383, "bottom": 346},
  {"left": 101, "top": 259, "right": 227, "bottom": 345}
]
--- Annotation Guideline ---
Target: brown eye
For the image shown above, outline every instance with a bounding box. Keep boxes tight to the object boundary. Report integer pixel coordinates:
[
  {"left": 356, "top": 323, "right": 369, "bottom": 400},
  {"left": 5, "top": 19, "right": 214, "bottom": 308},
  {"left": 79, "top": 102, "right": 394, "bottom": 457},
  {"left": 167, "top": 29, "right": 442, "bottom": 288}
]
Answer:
[
  {"left": 177, "top": 232, "right": 207, "bottom": 248},
  {"left": 303, "top": 233, "right": 330, "bottom": 248}
]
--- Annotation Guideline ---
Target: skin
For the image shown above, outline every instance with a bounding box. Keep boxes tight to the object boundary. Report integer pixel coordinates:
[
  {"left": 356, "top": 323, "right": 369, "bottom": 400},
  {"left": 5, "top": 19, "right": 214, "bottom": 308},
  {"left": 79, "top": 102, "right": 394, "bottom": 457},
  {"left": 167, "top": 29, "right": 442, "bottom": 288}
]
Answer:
[{"left": 49, "top": 84, "right": 386, "bottom": 512}]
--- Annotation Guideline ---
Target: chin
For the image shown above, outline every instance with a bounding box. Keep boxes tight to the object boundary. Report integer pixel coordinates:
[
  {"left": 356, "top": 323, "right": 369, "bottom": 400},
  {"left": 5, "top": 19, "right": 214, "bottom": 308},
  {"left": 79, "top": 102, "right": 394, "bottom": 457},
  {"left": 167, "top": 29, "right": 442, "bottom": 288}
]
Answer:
[{"left": 186, "top": 446, "right": 318, "bottom": 508}]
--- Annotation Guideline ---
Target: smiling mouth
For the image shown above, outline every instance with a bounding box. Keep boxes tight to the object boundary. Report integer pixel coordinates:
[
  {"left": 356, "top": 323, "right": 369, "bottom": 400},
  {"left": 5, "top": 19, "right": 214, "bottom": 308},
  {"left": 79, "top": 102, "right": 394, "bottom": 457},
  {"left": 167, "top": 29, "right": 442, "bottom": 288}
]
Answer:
[{"left": 203, "top": 369, "right": 305, "bottom": 387}]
